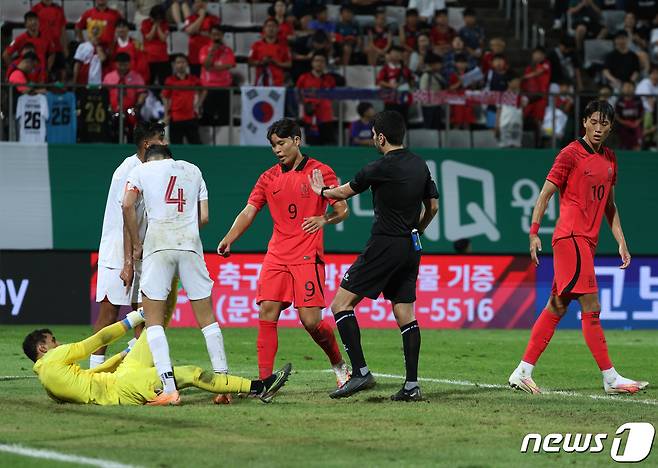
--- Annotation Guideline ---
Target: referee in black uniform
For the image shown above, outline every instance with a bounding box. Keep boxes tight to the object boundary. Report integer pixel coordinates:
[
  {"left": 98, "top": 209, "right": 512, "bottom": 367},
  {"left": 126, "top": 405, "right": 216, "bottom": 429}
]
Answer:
[{"left": 309, "top": 111, "right": 439, "bottom": 401}]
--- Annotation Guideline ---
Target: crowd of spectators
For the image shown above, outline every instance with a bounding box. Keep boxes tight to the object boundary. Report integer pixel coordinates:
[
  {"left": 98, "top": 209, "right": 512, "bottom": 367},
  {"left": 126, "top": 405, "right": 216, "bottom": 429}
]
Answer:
[{"left": 4, "top": 0, "right": 658, "bottom": 148}]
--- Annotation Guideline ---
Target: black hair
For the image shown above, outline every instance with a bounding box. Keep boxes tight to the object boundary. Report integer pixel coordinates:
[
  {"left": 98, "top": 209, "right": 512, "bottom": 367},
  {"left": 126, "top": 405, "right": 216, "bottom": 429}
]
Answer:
[
  {"left": 340, "top": 5, "right": 353, "bottom": 13},
  {"left": 311, "top": 30, "right": 329, "bottom": 44},
  {"left": 115, "top": 52, "right": 131, "bottom": 63},
  {"left": 150, "top": 4, "right": 166, "bottom": 20},
  {"left": 390, "top": 45, "right": 404, "bottom": 54},
  {"left": 372, "top": 111, "right": 406, "bottom": 146},
  {"left": 453, "top": 238, "right": 471, "bottom": 253},
  {"left": 435, "top": 9, "right": 448, "bottom": 16},
  {"left": 651, "top": 64, "right": 658, "bottom": 74},
  {"left": 134, "top": 121, "right": 165, "bottom": 147},
  {"left": 583, "top": 99, "right": 615, "bottom": 124},
  {"left": 375, "top": 7, "right": 386, "bottom": 16},
  {"left": 559, "top": 35, "right": 575, "bottom": 49},
  {"left": 172, "top": 53, "right": 188, "bottom": 62},
  {"left": 23, "top": 329, "right": 52, "bottom": 362},
  {"left": 425, "top": 51, "right": 443, "bottom": 64},
  {"left": 24, "top": 11, "right": 38, "bottom": 22},
  {"left": 210, "top": 24, "right": 222, "bottom": 33},
  {"left": 267, "top": 118, "right": 302, "bottom": 143},
  {"left": 315, "top": 5, "right": 328, "bottom": 15},
  {"left": 263, "top": 17, "right": 278, "bottom": 27},
  {"left": 357, "top": 101, "right": 374, "bottom": 117},
  {"left": 22, "top": 51, "right": 38, "bottom": 62},
  {"left": 463, "top": 8, "right": 476, "bottom": 17},
  {"left": 407, "top": 8, "right": 419, "bottom": 17},
  {"left": 145, "top": 144, "right": 173, "bottom": 160},
  {"left": 454, "top": 53, "right": 468, "bottom": 63},
  {"left": 614, "top": 30, "right": 629, "bottom": 39},
  {"left": 311, "top": 51, "right": 327, "bottom": 61},
  {"left": 116, "top": 18, "right": 130, "bottom": 28}
]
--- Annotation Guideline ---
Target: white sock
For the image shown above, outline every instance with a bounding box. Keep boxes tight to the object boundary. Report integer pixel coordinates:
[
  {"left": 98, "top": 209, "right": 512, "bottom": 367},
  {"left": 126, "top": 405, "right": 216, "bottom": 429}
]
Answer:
[
  {"left": 201, "top": 322, "right": 228, "bottom": 373},
  {"left": 519, "top": 361, "right": 534, "bottom": 376},
  {"left": 404, "top": 381, "right": 419, "bottom": 391},
  {"left": 146, "top": 325, "right": 176, "bottom": 393},
  {"left": 89, "top": 354, "right": 105, "bottom": 369}
]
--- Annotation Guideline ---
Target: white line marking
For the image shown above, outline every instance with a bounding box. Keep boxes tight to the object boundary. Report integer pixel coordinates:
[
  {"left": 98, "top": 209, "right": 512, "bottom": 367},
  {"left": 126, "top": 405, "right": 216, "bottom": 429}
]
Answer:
[
  {"left": 0, "top": 376, "right": 37, "bottom": 381},
  {"left": 0, "top": 443, "right": 141, "bottom": 468},
  {"left": 314, "top": 370, "right": 657, "bottom": 406}
]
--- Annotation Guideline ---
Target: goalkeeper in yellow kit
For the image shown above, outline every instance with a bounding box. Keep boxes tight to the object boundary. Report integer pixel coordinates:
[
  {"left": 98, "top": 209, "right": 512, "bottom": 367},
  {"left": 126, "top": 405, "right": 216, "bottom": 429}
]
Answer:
[{"left": 22, "top": 310, "right": 291, "bottom": 405}]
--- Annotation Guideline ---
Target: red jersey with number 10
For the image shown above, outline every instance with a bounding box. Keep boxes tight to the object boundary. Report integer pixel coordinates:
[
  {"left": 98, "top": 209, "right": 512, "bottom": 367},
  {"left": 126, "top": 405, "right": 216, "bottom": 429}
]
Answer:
[
  {"left": 546, "top": 138, "right": 617, "bottom": 248},
  {"left": 248, "top": 156, "right": 338, "bottom": 265}
]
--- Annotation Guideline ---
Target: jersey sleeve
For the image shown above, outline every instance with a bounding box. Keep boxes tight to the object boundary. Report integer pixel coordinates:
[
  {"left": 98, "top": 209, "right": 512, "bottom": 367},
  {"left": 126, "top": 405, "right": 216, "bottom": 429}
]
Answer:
[
  {"left": 423, "top": 167, "right": 439, "bottom": 199},
  {"left": 41, "top": 95, "right": 49, "bottom": 121},
  {"left": 63, "top": 322, "right": 127, "bottom": 364},
  {"left": 161, "top": 76, "right": 173, "bottom": 99},
  {"left": 349, "top": 159, "right": 384, "bottom": 194},
  {"left": 247, "top": 172, "right": 268, "bottom": 210},
  {"left": 125, "top": 166, "right": 142, "bottom": 193},
  {"left": 321, "top": 165, "right": 339, "bottom": 206},
  {"left": 199, "top": 174, "right": 209, "bottom": 201},
  {"left": 546, "top": 148, "right": 575, "bottom": 191}
]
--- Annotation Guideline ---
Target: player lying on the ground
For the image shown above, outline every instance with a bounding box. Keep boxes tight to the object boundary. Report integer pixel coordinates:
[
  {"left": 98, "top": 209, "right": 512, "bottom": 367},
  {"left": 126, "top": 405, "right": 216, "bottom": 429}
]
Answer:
[
  {"left": 22, "top": 311, "right": 291, "bottom": 405},
  {"left": 508, "top": 99, "right": 648, "bottom": 395}
]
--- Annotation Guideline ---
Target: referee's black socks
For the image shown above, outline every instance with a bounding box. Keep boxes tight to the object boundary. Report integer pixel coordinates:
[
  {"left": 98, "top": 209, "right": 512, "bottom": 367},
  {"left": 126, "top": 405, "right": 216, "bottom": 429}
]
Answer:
[
  {"left": 334, "top": 310, "right": 369, "bottom": 377},
  {"left": 400, "top": 320, "right": 421, "bottom": 389}
]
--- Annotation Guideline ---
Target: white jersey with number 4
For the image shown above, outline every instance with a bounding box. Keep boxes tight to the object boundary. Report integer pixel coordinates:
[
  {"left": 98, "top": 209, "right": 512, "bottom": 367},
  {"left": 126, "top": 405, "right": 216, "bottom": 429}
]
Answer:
[
  {"left": 98, "top": 154, "right": 147, "bottom": 269},
  {"left": 126, "top": 159, "right": 208, "bottom": 259},
  {"left": 16, "top": 94, "right": 48, "bottom": 143}
]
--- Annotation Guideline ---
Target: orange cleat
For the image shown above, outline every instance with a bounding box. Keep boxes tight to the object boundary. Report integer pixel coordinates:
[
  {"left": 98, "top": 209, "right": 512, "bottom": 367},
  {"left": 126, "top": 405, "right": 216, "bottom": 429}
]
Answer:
[{"left": 146, "top": 391, "right": 181, "bottom": 406}]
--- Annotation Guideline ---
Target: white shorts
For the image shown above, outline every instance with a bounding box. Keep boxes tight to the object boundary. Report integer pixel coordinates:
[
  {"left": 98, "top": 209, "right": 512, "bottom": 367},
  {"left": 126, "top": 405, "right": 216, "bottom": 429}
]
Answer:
[
  {"left": 141, "top": 250, "right": 213, "bottom": 301},
  {"left": 96, "top": 262, "right": 142, "bottom": 306}
]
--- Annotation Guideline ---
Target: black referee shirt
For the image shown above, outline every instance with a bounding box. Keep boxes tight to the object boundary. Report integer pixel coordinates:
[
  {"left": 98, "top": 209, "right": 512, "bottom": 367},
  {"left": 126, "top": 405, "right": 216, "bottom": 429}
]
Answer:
[{"left": 349, "top": 148, "right": 439, "bottom": 237}]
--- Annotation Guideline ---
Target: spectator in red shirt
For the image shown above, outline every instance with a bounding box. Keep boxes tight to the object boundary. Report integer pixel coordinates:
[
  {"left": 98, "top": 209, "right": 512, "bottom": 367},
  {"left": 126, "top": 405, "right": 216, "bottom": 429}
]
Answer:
[
  {"left": 377, "top": 46, "right": 414, "bottom": 122},
  {"left": 399, "top": 9, "right": 421, "bottom": 61},
  {"left": 162, "top": 54, "right": 206, "bottom": 144},
  {"left": 481, "top": 37, "right": 507, "bottom": 76},
  {"left": 31, "top": 0, "right": 67, "bottom": 81},
  {"left": 296, "top": 53, "right": 337, "bottom": 145},
  {"left": 75, "top": 0, "right": 123, "bottom": 47},
  {"left": 522, "top": 47, "right": 551, "bottom": 144},
  {"left": 183, "top": 0, "right": 220, "bottom": 76},
  {"left": 430, "top": 9, "right": 456, "bottom": 56},
  {"left": 249, "top": 18, "right": 292, "bottom": 86},
  {"left": 615, "top": 80, "right": 644, "bottom": 150},
  {"left": 271, "top": 0, "right": 295, "bottom": 45},
  {"left": 141, "top": 4, "right": 170, "bottom": 87},
  {"left": 199, "top": 25, "right": 236, "bottom": 126},
  {"left": 111, "top": 20, "right": 150, "bottom": 83},
  {"left": 365, "top": 9, "right": 392, "bottom": 66},
  {"left": 103, "top": 52, "right": 146, "bottom": 142},
  {"left": 7, "top": 44, "right": 44, "bottom": 84},
  {"left": 3, "top": 12, "right": 53, "bottom": 83},
  {"left": 447, "top": 53, "right": 476, "bottom": 129},
  {"left": 8, "top": 52, "right": 39, "bottom": 95}
]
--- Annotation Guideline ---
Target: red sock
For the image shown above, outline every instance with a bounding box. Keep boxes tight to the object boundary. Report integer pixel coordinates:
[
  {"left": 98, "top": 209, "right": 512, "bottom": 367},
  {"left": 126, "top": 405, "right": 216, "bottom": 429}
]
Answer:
[
  {"left": 257, "top": 320, "right": 278, "bottom": 379},
  {"left": 581, "top": 311, "right": 613, "bottom": 371},
  {"left": 307, "top": 318, "right": 342, "bottom": 366},
  {"left": 522, "top": 309, "right": 562, "bottom": 365}
]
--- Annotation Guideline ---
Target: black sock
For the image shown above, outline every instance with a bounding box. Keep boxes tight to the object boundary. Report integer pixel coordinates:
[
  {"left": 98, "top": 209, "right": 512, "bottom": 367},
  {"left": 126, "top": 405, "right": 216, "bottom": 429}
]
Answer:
[
  {"left": 250, "top": 379, "right": 266, "bottom": 394},
  {"left": 334, "top": 310, "right": 368, "bottom": 377},
  {"left": 400, "top": 320, "right": 421, "bottom": 384}
]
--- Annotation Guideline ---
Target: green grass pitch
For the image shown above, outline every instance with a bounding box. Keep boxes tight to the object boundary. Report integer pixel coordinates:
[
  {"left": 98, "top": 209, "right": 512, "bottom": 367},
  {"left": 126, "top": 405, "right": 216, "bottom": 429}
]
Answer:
[{"left": 0, "top": 325, "right": 656, "bottom": 467}]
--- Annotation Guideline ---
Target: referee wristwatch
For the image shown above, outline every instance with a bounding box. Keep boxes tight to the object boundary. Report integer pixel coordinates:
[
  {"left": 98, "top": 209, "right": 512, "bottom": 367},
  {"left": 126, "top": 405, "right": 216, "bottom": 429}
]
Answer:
[{"left": 320, "top": 186, "right": 331, "bottom": 199}]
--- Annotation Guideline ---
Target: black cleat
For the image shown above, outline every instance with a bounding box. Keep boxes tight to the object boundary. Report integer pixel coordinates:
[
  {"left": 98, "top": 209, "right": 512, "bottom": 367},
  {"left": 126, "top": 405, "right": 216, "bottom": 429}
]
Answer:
[
  {"left": 260, "top": 363, "right": 292, "bottom": 403},
  {"left": 390, "top": 385, "right": 423, "bottom": 402},
  {"left": 329, "top": 372, "right": 376, "bottom": 399}
]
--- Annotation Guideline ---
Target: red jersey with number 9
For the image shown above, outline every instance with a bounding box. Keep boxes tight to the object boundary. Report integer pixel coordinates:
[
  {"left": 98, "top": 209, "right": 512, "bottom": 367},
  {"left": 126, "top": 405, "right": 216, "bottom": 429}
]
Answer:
[
  {"left": 546, "top": 138, "right": 617, "bottom": 248},
  {"left": 248, "top": 156, "right": 338, "bottom": 265}
]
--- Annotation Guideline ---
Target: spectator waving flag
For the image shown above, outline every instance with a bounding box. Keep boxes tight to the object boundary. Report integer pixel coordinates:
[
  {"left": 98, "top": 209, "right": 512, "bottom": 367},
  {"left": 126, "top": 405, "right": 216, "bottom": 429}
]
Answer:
[{"left": 240, "top": 86, "right": 285, "bottom": 146}]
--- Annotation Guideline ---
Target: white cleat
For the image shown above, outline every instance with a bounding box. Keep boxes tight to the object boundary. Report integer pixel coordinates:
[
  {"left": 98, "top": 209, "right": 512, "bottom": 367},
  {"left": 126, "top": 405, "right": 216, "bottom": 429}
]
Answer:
[
  {"left": 333, "top": 360, "right": 351, "bottom": 388},
  {"left": 604, "top": 377, "right": 649, "bottom": 395},
  {"left": 509, "top": 368, "right": 541, "bottom": 394}
]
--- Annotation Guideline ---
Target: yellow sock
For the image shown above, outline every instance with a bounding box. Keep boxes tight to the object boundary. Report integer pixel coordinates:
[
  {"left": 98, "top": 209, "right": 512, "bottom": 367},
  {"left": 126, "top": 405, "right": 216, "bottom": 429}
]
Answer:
[{"left": 175, "top": 366, "right": 252, "bottom": 394}]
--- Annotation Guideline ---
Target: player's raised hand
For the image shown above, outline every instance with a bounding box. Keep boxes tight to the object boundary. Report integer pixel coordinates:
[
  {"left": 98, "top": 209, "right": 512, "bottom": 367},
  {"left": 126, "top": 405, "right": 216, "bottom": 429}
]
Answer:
[
  {"left": 619, "top": 244, "right": 631, "bottom": 269},
  {"left": 217, "top": 239, "right": 231, "bottom": 257},
  {"left": 302, "top": 216, "right": 327, "bottom": 234},
  {"left": 529, "top": 235, "right": 542, "bottom": 266},
  {"left": 309, "top": 169, "right": 325, "bottom": 195}
]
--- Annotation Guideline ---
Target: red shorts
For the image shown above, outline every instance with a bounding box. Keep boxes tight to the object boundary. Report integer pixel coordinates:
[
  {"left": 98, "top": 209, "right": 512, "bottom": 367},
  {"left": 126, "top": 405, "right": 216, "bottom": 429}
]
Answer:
[
  {"left": 551, "top": 235, "right": 598, "bottom": 296},
  {"left": 256, "top": 260, "right": 326, "bottom": 308}
]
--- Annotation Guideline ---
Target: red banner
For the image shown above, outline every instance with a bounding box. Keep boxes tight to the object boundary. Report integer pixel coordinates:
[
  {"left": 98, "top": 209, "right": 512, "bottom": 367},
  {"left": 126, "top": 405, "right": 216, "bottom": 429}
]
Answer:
[{"left": 91, "top": 253, "right": 535, "bottom": 329}]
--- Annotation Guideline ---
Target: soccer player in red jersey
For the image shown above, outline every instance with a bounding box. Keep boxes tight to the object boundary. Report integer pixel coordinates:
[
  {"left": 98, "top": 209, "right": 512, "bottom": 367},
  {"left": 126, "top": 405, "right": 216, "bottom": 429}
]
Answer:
[
  {"left": 217, "top": 119, "right": 350, "bottom": 387},
  {"left": 509, "top": 100, "right": 649, "bottom": 395}
]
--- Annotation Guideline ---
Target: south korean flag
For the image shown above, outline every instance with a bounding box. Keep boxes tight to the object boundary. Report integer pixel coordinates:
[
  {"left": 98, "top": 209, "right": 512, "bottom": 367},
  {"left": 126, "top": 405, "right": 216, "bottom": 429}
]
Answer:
[{"left": 240, "top": 86, "right": 285, "bottom": 146}]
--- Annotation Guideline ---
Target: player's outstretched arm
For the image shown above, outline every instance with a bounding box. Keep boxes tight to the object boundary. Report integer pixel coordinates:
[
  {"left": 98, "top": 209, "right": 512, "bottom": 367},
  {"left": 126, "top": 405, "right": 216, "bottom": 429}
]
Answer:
[
  {"left": 309, "top": 169, "right": 356, "bottom": 201},
  {"left": 605, "top": 187, "right": 631, "bottom": 269},
  {"left": 418, "top": 198, "right": 439, "bottom": 234},
  {"left": 218, "top": 204, "right": 258, "bottom": 257},
  {"left": 529, "top": 180, "right": 559, "bottom": 266},
  {"left": 87, "top": 350, "right": 127, "bottom": 373}
]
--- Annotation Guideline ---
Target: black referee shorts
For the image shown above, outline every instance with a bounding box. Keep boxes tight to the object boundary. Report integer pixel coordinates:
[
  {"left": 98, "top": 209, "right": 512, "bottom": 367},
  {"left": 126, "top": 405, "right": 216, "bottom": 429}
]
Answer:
[{"left": 340, "top": 235, "right": 421, "bottom": 303}]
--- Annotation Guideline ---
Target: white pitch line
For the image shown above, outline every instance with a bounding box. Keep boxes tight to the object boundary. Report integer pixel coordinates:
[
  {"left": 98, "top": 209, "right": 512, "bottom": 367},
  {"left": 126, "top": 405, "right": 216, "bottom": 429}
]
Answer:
[
  {"left": 0, "top": 376, "right": 37, "bottom": 381},
  {"left": 316, "top": 370, "right": 657, "bottom": 406},
  {"left": 0, "top": 443, "right": 141, "bottom": 468}
]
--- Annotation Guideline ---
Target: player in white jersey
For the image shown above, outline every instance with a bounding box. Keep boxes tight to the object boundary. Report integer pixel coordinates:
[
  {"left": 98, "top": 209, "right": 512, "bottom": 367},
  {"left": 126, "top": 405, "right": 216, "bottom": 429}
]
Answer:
[
  {"left": 91, "top": 122, "right": 166, "bottom": 369},
  {"left": 16, "top": 92, "right": 48, "bottom": 143},
  {"left": 122, "top": 144, "right": 228, "bottom": 406}
]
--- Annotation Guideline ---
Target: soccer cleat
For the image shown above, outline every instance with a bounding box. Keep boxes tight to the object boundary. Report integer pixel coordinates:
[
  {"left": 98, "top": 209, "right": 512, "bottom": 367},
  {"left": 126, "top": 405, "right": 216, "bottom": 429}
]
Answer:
[
  {"left": 508, "top": 368, "right": 541, "bottom": 395},
  {"left": 329, "top": 372, "right": 376, "bottom": 399},
  {"left": 333, "top": 361, "right": 351, "bottom": 388},
  {"left": 146, "top": 390, "right": 181, "bottom": 406},
  {"left": 390, "top": 385, "right": 423, "bottom": 402},
  {"left": 259, "top": 363, "right": 292, "bottom": 403},
  {"left": 213, "top": 393, "right": 233, "bottom": 405},
  {"left": 604, "top": 378, "right": 649, "bottom": 395}
]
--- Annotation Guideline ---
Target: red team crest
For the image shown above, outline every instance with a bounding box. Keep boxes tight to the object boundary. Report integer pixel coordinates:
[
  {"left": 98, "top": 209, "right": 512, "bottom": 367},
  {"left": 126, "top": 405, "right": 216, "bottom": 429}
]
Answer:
[{"left": 301, "top": 183, "right": 310, "bottom": 198}]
